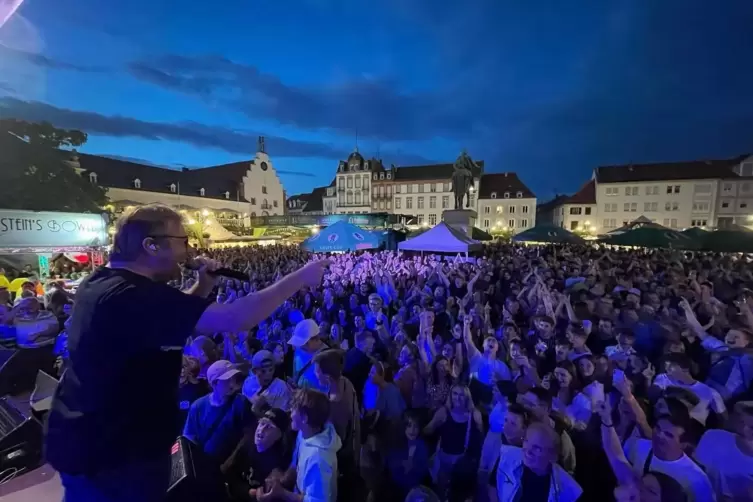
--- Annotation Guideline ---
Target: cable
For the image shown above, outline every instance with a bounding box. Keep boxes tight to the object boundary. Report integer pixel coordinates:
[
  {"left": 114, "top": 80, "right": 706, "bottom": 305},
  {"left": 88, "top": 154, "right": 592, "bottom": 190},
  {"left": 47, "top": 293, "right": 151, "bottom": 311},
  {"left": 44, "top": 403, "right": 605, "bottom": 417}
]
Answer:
[{"left": 0, "top": 467, "right": 19, "bottom": 485}]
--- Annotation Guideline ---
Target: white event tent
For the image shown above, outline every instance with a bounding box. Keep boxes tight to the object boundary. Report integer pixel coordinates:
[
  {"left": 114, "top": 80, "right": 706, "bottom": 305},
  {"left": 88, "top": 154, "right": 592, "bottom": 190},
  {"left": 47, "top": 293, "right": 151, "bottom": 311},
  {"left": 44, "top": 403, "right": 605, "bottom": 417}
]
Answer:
[{"left": 398, "top": 222, "right": 482, "bottom": 254}]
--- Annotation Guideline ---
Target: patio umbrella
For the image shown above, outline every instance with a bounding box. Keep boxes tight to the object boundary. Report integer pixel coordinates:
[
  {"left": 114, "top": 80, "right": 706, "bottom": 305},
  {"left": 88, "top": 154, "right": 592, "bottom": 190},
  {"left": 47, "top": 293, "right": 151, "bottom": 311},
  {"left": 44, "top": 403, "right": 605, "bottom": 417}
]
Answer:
[
  {"left": 682, "top": 227, "right": 709, "bottom": 240},
  {"left": 512, "top": 225, "right": 584, "bottom": 244},
  {"left": 601, "top": 226, "right": 697, "bottom": 249},
  {"left": 703, "top": 229, "right": 753, "bottom": 253}
]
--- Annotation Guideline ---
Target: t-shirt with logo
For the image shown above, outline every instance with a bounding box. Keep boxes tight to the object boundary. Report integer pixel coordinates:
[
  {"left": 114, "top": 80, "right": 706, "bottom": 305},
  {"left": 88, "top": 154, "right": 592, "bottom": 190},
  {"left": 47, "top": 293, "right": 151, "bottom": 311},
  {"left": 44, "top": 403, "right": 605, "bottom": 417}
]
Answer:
[{"left": 45, "top": 267, "right": 212, "bottom": 475}]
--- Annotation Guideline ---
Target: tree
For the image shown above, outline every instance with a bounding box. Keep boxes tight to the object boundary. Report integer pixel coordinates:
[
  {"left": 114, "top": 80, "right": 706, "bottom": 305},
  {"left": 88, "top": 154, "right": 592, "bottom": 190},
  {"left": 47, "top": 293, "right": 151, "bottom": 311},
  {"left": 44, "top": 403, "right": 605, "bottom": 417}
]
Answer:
[{"left": 0, "top": 119, "right": 108, "bottom": 212}]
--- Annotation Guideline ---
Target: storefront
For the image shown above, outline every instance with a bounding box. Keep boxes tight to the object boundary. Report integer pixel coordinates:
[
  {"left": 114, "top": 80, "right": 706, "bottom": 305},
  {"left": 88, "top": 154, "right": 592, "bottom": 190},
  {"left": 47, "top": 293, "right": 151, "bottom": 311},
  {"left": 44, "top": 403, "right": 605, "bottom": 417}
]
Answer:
[{"left": 0, "top": 209, "right": 110, "bottom": 276}]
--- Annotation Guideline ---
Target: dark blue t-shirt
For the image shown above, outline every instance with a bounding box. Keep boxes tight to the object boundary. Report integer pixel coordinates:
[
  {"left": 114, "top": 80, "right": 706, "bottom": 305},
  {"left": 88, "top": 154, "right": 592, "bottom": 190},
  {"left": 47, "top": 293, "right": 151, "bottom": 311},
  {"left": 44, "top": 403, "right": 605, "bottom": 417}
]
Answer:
[
  {"left": 45, "top": 267, "right": 211, "bottom": 475},
  {"left": 183, "top": 393, "right": 255, "bottom": 462}
]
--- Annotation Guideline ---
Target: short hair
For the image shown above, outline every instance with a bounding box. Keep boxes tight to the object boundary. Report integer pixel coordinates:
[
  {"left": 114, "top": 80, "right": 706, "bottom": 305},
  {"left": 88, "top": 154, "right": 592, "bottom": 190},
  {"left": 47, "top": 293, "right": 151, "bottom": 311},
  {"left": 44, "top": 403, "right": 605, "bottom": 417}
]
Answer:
[
  {"left": 526, "top": 387, "right": 552, "bottom": 408},
  {"left": 313, "top": 349, "right": 344, "bottom": 379},
  {"left": 291, "top": 388, "right": 330, "bottom": 430},
  {"left": 506, "top": 403, "right": 530, "bottom": 424},
  {"left": 355, "top": 330, "right": 375, "bottom": 346},
  {"left": 526, "top": 421, "right": 560, "bottom": 451},
  {"left": 664, "top": 353, "right": 692, "bottom": 371},
  {"left": 111, "top": 204, "right": 183, "bottom": 262},
  {"left": 404, "top": 486, "right": 440, "bottom": 502}
]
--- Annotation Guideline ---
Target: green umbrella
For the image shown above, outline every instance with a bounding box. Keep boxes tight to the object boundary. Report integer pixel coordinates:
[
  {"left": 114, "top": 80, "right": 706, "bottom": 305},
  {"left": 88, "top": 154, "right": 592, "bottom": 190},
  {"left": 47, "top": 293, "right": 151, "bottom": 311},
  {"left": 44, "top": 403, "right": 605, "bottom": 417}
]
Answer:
[
  {"left": 472, "top": 227, "right": 493, "bottom": 241},
  {"left": 601, "top": 226, "right": 697, "bottom": 249},
  {"left": 703, "top": 229, "right": 753, "bottom": 253},
  {"left": 512, "top": 225, "right": 585, "bottom": 244},
  {"left": 682, "top": 227, "right": 709, "bottom": 240}
]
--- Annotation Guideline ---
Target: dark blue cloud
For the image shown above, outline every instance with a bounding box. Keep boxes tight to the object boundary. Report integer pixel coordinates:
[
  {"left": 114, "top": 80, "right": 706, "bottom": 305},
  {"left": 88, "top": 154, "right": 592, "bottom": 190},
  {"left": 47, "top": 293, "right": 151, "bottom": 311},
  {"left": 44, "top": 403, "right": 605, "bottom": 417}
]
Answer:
[
  {"left": 0, "top": 43, "right": 108, "bottom": 73},
  {"left": 0, "top": 98, "right": 436, "bottom": 166}
]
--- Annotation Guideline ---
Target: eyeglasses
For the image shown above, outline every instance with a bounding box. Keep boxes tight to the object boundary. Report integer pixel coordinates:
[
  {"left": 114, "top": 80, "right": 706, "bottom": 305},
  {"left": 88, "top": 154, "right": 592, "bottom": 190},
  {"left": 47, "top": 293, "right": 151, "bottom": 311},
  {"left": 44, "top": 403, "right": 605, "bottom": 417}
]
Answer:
[{"left": 149, "top": 234, "right": 189, "bottom": 245}]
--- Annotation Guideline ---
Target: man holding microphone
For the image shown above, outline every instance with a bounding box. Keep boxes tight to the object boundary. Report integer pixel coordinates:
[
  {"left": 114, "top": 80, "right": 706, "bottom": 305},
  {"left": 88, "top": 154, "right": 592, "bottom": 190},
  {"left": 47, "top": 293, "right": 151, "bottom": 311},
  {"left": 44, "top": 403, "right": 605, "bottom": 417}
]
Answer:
[{"left": 45, "top": 204, "right": 328, "bottom": 502}]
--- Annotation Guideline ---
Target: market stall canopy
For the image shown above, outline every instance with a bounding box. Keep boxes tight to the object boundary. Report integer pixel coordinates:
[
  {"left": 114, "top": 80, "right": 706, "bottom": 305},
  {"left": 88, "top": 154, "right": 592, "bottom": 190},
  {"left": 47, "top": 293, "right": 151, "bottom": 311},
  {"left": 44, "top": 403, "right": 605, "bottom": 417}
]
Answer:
[
  {"left": 471, "top": 227, "right": 494, "bottom": 241},
  {"left": 682, "top": 227, "right": 709, "bottom": 240},
  {"left": 607, "top": 216, "right": 664, "bottom": 235},
  {"left": 302, "top": 220, "right": 380, "bottom": 252},
  {"left": 601, "top": 226, "right": 697, "bottom": 249},
  {"left": 398, "top": 222, "right": 482, "bottom": 253},
  {"left": 512, "top": 225, "right": 584, "bottom": 244},
  {"left": 702, "top": 228, "right": 753, "bottom": 253}
]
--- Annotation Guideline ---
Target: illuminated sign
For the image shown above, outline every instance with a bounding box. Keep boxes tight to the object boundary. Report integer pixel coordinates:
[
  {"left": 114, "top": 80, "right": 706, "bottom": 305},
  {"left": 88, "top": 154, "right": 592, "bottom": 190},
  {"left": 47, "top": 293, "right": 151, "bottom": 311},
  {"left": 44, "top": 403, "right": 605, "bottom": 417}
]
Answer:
[{"left": 0, "top": 210, "right": 109, "bottom": 249}]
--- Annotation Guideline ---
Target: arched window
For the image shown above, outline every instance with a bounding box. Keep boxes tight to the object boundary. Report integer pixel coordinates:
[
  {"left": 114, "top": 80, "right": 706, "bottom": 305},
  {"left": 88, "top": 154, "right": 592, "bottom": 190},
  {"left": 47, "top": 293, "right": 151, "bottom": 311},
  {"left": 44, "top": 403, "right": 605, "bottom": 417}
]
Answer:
[
  {"left": 224, "top": 191, "right": 230, "bottom": 199},
  {"left": 516, "top": 191, "right": 523, "bottom": 198},
  {"left": 170, "top": 183, "right": 176, "bottom": 193},
  {"left": 133, "top": 178, "right": 141, "bottom": 189},
  {"left": 89, "top": 172, "right": 98, "bottom": 183},
  {"left": 199, "top": 188, "right": 205, "bottom": 196},
  {"left": 491, "top": 192, "right": 497, "bottom": 199}
]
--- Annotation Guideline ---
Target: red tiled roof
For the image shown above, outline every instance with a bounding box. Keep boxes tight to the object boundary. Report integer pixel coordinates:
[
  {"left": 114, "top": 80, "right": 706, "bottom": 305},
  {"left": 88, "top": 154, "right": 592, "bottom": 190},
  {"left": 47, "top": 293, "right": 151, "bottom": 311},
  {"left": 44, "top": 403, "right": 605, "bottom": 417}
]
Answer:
[
  {"left": 565, "top": 180, "right": 595, "bottom": 204},
  {"left": 595, "top": 155, "right": 749, "bottom": 183},
  {"left": 478, "top": 172, "right": 535, "bottom": 199}
]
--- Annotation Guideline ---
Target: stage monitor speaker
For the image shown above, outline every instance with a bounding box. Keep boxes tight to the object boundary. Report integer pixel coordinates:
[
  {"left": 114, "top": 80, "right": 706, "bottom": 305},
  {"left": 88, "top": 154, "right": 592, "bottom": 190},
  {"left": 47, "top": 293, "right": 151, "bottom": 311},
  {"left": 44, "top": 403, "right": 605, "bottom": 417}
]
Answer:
[
  {"left": 0, "top": 397, "right": 43, "bottom": 477},
  {"left": 0, "top": 345, "right": 56, "bottom": 397},
  {"left": 30, "top": 370, "right": 59, "bottom": 420},
  {"left": 167, "top": 436, "right": 226, "bottom": 502}
]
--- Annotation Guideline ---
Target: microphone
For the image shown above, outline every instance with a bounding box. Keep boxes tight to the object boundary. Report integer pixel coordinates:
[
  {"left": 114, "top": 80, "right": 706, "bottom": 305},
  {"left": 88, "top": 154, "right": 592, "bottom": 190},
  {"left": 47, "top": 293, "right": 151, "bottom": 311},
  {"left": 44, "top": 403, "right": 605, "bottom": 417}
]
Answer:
[{"left": 183, "top": 262, "right": 249, "bottom": 282}]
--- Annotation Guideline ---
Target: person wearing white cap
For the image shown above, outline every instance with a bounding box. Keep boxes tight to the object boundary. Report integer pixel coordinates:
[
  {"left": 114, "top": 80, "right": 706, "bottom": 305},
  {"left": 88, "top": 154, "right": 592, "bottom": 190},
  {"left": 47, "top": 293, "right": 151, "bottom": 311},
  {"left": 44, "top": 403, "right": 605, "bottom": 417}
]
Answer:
[
  {"left": 242, "top": 349, "right": 292, "bottom": 412},
  {"left": 183, "top": 360, "right": 255, "bottom": 464},
  {"left": 290, "top": 318, "right": 329, "bottom": 392}
]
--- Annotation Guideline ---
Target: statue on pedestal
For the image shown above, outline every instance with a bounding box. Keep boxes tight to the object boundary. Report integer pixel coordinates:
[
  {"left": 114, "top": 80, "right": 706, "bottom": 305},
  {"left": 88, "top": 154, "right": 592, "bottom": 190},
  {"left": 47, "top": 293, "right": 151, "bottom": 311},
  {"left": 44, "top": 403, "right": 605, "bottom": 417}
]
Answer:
[{"left": 451, "top": 150, "right": 477, "bottom": 209}]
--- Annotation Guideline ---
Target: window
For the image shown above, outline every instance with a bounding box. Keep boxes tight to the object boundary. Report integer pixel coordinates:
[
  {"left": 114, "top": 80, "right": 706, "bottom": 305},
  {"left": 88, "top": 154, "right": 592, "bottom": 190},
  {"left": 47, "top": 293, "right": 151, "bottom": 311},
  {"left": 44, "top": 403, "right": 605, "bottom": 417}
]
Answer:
[
  {"left": 262, "top": 185, "right": 267, "bottom": 194},
  {"left": 496, "top": 206, "right": 504, "bottom": 214},
  {"left": 273, "top": 200, "right": 278, "bottom": 207},
  {"left": 674, "top": 185, "right": 680, "bottom": 194},
  {"left": 625, "top": 203, "right": 632, "bottom": 212},
  {"left": 417, "top": 215, "right": 424, "bottom": 225},
  {"left": 406, "top": 197, "right": 413, "bottom": 209},
  {"left": 509, "top": 206, "right": 516, "bottom": 214},
  {"left": 429, "top": 196, "right": 437, "bottom": 209},
  {"left": 520, "top": 219, "right": 528, "bottom": 228},
  {"left": 644, "top": 202, "right": 652, "bottom": 212},
  {"left": 603, "top": 219, "right": 610, "bottom": 228},
  {"left": 672, "top": 201, "right": 679, "bottom": 211},
  {"left": 483, "top": 219, "right": 490, "bottom": 228},
  {"left": 570, "top": 207, "right": 583, "bottom": 215},
  {"left": 379, "top": 173, "right": 384, "bottom": 180},
  {"left": 395, "top": 184, "right": 402, "bottom": 194},
  {"left": 355, "top": 177, "right": 361, "bottom": 188},
  {"left": 722, "top": 201, "right": 730, "bottom": 208},
  {"left": 406, "top": 184, "right": 413, "bottom": 194},
  {"left": 347, "top": 177, "right": 353, "bottom": 188},
  {"left": 442, "top": 196, "right": 449, "bottom": 209},
  {"left": 570, "top": 221, "right": 578, "bottom": 230},
  {"left": 522, "top": 205, "right": 529, "bottom": 214},
  {"left": 743, "top": 183, "right": 751, "bottom": 193},
  {"left": 88, "top": 172, "right": 97, "bottom": 183},
  {"left": 199, "top": 187, "right": 205, "bottom": 196},
  {"left": 723, "top": 183, "right": 733, "bottom": 193},
  {"left": 429, "top": 214, "right": 437, "bottom": 225},
  {"left": 363, "top": 175, "right": 369, "bottom": 188},
  {"left": 484, "top": 206, "right": 490, "bottom": 214},
  {"left": 516, "top": 191, "right": 522, "bottom": 198},
  {"left": 692, "top": 202, "right": 710, "bottom": 212},
  {"left": 133, "top": 178, "right": 141, "bottom": 189},
  {"left": 386, "top": 173, "right": 392, "bottom": 180},
  {"left": 604, "top": 203, "right": 616, "bottom": 213},
  {"left": 504, "top": 192, "right": 510, "bottom": 198},
  {"left": 694, "top": 184, "right": 712, "bottom": 194},
  {"left": 625, "top": 186, "right": 638, "bottom": 196},
  {"left": 224, "top": 191, "right": 230, "bottom": 199},
  {"left": 670, "top": 219, "right": 677, "bottom": 228},
  {"left": 605, "top": 187, "right": 618, "bottom": 196},
  {"left": 379, "top": 201, "right": 384, "bottom": 210},
  {"left": 169, "top": 183, "right": 176, "bottom": 193},
  {"left": 387, "top": 200, "right": 391, "bottom": 209},
  {"left": 645, "top": 186, "right": 659, "bottom": 195},
  {"left": 347, "top": 193, "right": 353, "bottom": 204},
  {"left": 491, "top": 192, "right": 497, "bottom": 199},
  {"left": 444, "top": 182, "right": 451, "bottom": 192},
  {"left": 666, "top": 185, "right": 673, "bottom": 194},
  {"left": 419, "top": 184, "right": 426, "bottom": 193},
  {"left": 630, "top": 202, "right": 637, "bottom": 212},
  {"left": 468, "top": 194, "right": 475, "bottom": 206},
  {"left": 663, "top": 218, "right": 670, "bottom": 226},
  {"left": 430, "top": 183, "right": 437, "bottom": 193},
  {"left": 395, "top": 198, "right": 401, "bottom": 209},
  {"left": 741, "top": 202, "right": 748, "bottom": 209},
  {"left": 250, "top": 197, "right": 256, "bottom": 205},
  {"left": 355, "top": 192, "right": 361, "bottom": 204},
  {"left": 373, "top": 173, "right": 378, "bottom": 180},
  {"left": 691, "top": 219, "right": 708, "bottom": 227},
  {"left": 509, "top": 219, "right": 515, "bottom": 228},
  {"left": 665, "top": 202, "right": 672, "bottom": 211},
  {"left": 417, "top": 197, "right": 424, "bottom": 209}
]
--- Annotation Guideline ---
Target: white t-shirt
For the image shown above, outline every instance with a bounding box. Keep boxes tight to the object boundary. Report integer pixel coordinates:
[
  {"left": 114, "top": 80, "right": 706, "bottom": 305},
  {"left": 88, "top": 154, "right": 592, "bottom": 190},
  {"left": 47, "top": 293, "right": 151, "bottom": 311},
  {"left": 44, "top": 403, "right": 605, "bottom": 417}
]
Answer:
[
  {"left": 469, "top": 353, "right": 512, "bottom": 386},
  {"left": 653, "top": 374, "right": 726, "bottom": 425},
  {"left": 242, "top": 376, "right": 292, "bottom": 411},
  {"left": 695, "top": 429, "right": 753, "bottom": 501},
  {"left": 625, "top": 437, "right": 715, "bottom": 502}
]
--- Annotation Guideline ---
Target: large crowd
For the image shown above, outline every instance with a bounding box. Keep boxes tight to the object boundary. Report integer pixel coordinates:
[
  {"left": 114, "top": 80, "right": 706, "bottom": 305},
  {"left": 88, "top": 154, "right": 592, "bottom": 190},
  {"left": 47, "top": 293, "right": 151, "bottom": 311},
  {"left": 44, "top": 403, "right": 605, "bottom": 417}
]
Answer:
[{"left": 6, "top": 241, "right": 753, "bottom": 501}]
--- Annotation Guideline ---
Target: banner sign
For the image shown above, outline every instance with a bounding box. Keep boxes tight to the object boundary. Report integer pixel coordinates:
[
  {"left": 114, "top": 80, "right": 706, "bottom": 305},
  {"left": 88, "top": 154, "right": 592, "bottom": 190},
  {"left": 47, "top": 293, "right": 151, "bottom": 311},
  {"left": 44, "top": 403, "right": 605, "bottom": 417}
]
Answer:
[
  {"left": 249, "top": 213, "right": 395, "bottom": 227},
  {"left": 0, "top": 210, "right": 109, "bottom": 250}
]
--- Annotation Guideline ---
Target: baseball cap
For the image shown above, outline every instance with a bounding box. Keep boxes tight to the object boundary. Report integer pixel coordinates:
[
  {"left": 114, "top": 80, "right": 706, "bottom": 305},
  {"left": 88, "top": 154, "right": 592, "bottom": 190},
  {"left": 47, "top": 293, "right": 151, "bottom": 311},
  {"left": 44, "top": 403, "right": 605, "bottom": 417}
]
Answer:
[
  {"left": 206, "top": 360, "right": 241, "bottom": 385},
  {"left": 252, "top": 349, "right": 274, "bottom": 369},
  {"left": 262, "top": 408, "right": 290, "bottom": 433},
  {"left": 289, "top": 319, "right": 319, "bottom": 347}
]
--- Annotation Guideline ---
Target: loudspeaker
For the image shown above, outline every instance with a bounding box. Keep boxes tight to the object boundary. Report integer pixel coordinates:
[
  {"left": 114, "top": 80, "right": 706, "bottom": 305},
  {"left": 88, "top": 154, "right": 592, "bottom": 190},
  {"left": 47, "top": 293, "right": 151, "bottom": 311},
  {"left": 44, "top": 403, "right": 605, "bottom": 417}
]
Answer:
[
  {"left": 30, "top": 370, "right": 59, "bottom": 420},
  {"left": 0, "top": 397, "right": 44, "bottom": 477},
  {"left": 167, "top": 436, "right": 227, "bottom": 502},
  {"left": 0, "top": 346, "right": 56, "bottom": 397}
]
